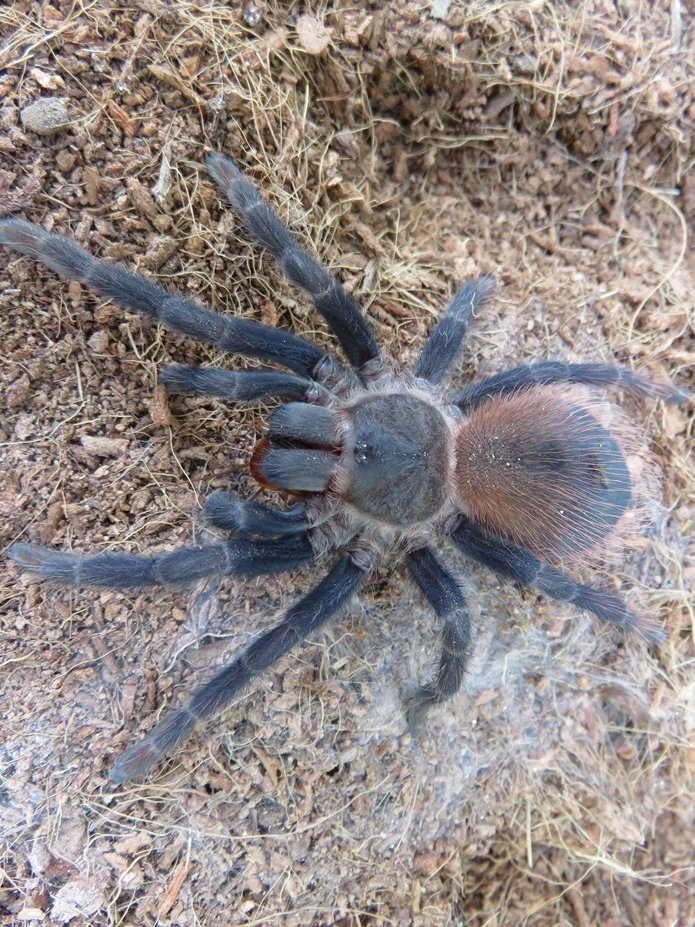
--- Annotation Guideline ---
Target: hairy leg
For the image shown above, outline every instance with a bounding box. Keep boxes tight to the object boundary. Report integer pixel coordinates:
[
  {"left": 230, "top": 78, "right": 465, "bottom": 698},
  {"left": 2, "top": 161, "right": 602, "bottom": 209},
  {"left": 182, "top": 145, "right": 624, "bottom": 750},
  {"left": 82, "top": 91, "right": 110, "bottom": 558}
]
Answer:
[
  {"left": 110, "top": 553, "right": 368, "bottom": 782},
  {"left": 414, "top": 277, "right": 495, "bottom": 385},
  {"left": 452, "top": 361, "right": 688, "bottom": 409},
  {"left": 203, "top": 492, "right": 309, "bottom": 536},
  {"left": 0, "top": 219, "right": 329, "bottom": 376},
  {"left": 159, "top": 364, "right": 314, "bottom": 401},
  {"left": 406, "top": 546, "right": 472, "bottom": 726},
  {"left": 9, "top": 534, "right": 313, "bottom": 589},
  {"left": 450, "top": 516, "right": 664, "bottom": 641},
  {"left": 207, "top": 153, "right": 380, "bottom": 371}
]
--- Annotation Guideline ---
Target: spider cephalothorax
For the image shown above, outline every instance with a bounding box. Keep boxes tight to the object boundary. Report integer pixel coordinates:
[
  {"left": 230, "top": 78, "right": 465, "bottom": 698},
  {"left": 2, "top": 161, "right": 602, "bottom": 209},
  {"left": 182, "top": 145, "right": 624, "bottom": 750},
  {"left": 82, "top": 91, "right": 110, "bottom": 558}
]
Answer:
[{"left": 2, "top": 153, "right": 687, "bottom": 783}]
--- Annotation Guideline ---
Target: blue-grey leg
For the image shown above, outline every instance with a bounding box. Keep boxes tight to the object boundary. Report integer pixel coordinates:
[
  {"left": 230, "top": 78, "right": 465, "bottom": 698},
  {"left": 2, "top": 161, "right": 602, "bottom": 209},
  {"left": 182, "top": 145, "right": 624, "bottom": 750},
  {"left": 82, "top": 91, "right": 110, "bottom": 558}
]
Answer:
[
  {"left": 414, "top": 277, "right": 496, "bottom": 384},
  {"left": 0, "top": 219, "right": 328, "bottom": 376},
  {"left": 207, "top": 153, "right": 380, "bottom": 371},
  {"left": 406, "top": 546, "right": 472, "bottom": 726},
  {"left": 450, "top": 516, "right": 664, "bottom": 642},
  {"left": 159, "top": 364, "right": 314, "bottom": 401},
  {"left": 9, "top": 533, "right": 313, "bottom": 589},
  {"left": 452, "top": 361, "right": 688, "bottom": 409},
  {"left": 110, "top": 553, "right": 368, "bottom": 783},
  {"left": 203, "top": 492, "right": 309, "bottom": 536}
]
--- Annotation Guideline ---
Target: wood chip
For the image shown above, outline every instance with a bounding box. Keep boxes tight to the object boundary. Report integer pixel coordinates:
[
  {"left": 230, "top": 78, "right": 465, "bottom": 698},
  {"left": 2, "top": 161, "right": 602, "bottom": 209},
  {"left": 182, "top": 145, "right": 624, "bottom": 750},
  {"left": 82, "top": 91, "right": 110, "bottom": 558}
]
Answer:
[
  {"left": 353, "top": 221, "right": 386, "bottom": 256},
  {"left": 148, "top": 383, "right": 176, "bottom": 427},
  {"left": 143, "top": 234, "right": 177, "bottom": 270},
  {"left": 29, "top": 67, "right": 65, "bottom": 91},
  {"left": 50, "top": 877, "right": 105, "bottom": 924},
  {"left": 80, "top": 435, "right": 129, "bottom": 457},
  {"left": 147, "top": 63, "right": 205, "bottom": 106},
  {"left": 128, "top": 177, "right": 158, "bottom": 219},
  {"left": 107, "top": 98, "right": 137, "bottom": 136},
  {"left": 157, "top": 861, "right": 191, "bottom": 918},
  {"left": 83, "top": 166, "right": 100, "bottom": 205}
]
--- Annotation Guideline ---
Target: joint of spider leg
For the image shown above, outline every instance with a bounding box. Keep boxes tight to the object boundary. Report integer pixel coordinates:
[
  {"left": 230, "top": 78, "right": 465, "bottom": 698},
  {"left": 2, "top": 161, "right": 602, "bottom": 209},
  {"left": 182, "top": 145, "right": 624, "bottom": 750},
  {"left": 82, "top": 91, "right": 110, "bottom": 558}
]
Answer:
[
  {"left": 303, "top": 379, "right": 333, "bottom": 405},
  {"left": 357, "top": 356, "right": 389, "bottom": 386},
  {"left": 312, "top": 354, "right": 337, "bottom": 383},
  {"left": 309, "top": 353, "right": 359, "bottom": 396},
  {"left": 344, "top": 537, "right": 382, "bottom": 573}
]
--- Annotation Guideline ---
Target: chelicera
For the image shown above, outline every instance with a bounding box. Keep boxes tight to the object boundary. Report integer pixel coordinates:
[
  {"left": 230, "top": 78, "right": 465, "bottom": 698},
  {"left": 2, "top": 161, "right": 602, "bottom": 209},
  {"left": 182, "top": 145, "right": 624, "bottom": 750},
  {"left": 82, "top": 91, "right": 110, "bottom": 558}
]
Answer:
[{"left": 1, "top": 153, "right": 686, "bottom": 783}]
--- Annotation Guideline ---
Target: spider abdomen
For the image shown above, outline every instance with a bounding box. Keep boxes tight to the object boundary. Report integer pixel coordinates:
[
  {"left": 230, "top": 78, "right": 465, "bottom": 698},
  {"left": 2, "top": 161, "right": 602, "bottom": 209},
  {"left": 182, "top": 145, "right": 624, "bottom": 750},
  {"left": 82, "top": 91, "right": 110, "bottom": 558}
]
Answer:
[{"left": 454, "top": 389, "right": 632, "bottom": 558}]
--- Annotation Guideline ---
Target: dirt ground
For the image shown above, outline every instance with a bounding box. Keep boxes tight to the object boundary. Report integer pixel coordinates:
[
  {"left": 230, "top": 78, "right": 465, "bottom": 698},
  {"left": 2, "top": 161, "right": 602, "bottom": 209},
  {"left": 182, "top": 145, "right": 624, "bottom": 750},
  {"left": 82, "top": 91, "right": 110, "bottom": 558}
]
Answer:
[{"left": 1, "top": 2, "right": 693, "bottom": 925}]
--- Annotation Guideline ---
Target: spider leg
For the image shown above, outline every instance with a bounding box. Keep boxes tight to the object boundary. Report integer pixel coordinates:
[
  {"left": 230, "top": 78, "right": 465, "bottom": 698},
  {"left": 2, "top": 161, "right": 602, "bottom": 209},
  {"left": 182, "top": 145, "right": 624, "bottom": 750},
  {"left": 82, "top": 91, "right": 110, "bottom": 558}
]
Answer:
[
  {"left": 203, "top": 492, "right": 309, "bottom": 536},
  {"left": 0, "top": 219, "right": 328, "bottom": 376},
  {"left": 9, "top": 534, "right": 313, "bottom": 589},
  {"left": 414, "top": 277, "right": 496, "bottom": 384},
  {"left": 159, "top": 364, "right": 314, "bottom": 402},
  {"left": 206, "top": 153, "right": 380, "bottom": 371},
  {"left": 255, "top": 447, "right": 337, "bottom": 492},
  {"left": 405, "top": 546, "right": 471, "bottom": 727},
  {"left": 452, "top": 361, "right": 688, "bottom": 409},
  {"left": 110, "top": 552, "right": 368, "bottom": 783},
  {"left": 450, "top": 516, "right": 665, "bottom": 642}
]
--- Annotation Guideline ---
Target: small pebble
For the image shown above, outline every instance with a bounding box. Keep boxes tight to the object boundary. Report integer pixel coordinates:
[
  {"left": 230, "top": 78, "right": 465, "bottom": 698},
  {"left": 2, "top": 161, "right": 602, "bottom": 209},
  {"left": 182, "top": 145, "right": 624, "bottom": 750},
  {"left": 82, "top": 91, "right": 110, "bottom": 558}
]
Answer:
[
  {"left": 21, "top": 97, "right": 71, "bottom": 136},
  {"left": 243, "top": 4, "right": 262, "bottom": 26}
]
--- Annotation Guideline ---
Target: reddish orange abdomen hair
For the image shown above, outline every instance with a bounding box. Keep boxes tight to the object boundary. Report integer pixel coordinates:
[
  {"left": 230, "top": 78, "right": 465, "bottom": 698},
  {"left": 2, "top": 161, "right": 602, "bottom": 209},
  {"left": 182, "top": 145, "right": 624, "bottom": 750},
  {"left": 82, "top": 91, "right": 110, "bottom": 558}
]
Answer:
[{"left": 454, "top": 388, "right": 632, "bottom": 559}]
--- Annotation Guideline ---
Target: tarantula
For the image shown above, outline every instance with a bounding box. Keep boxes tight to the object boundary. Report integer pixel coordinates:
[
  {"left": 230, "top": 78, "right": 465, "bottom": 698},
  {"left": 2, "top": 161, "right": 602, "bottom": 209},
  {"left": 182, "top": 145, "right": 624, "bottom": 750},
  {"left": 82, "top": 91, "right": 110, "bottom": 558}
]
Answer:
[{"left": 2, "top": 154, "right": 686, "bottom": 784}]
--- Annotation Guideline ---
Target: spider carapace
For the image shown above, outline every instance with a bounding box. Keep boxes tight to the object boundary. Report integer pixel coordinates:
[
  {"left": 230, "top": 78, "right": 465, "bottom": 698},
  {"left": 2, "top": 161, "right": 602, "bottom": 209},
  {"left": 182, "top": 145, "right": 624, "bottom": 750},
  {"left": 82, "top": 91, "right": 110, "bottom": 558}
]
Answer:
[{"left": 1, "top": 153, "right": 687, "bottom": 783}]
